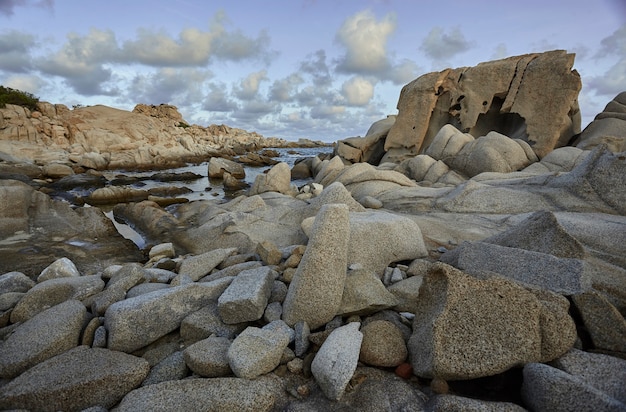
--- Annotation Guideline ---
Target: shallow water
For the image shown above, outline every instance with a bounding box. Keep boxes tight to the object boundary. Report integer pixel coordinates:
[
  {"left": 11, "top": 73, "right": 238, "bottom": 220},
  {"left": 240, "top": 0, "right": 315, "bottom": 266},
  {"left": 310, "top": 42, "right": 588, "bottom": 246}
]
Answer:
[{"left": 99, "top": 146, "right": 333, "bottom": 202}]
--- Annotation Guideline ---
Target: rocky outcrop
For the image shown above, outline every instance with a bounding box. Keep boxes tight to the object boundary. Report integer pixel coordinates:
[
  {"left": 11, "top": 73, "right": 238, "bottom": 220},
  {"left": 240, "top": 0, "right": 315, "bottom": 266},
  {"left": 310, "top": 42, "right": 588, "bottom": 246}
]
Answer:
[
  {"left": 337, "top": 50, "right": 582, "bottom": 166},
  {"left": 575, "top": 91, "right": 626, "bottom": 153},
  {"left": 0, "top": 102, "right": 293, "bottom": 169}
]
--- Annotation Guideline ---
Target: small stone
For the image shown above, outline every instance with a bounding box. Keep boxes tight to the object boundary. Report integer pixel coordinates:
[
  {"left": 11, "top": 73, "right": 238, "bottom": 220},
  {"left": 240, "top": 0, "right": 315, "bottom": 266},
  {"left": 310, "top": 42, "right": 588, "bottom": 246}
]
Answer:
[
  {"left": 430, "top": 377, "right": 449, "bottom": 394},
  {"left": 148, "top": 243, "right": 176, "bottom": 260},
  {"left": 395, "top": 363, "right": 413, "bottom": 379},
  {"left": 256, "top": 240, "right": 283, "bottom": 266},
  {"left": 263, "top": 301, "right": 283, "bottom": 323},
  {"left": 287, "top": 357, "right": 304, "bottom": 374}
]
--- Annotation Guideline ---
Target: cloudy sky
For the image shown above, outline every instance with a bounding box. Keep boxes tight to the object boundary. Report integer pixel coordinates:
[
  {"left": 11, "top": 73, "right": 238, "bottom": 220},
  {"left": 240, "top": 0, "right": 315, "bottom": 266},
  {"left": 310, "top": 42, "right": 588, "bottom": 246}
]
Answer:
[{"left": 1, "top": 0, "right": 625, "bottom": 142}]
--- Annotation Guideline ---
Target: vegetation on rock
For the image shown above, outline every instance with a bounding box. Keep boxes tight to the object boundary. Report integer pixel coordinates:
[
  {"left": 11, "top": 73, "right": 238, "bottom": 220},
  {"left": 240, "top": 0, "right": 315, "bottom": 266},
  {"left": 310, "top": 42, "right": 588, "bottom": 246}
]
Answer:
[{"left": 0, "top": 86, "right": 40, "bottom": 111}]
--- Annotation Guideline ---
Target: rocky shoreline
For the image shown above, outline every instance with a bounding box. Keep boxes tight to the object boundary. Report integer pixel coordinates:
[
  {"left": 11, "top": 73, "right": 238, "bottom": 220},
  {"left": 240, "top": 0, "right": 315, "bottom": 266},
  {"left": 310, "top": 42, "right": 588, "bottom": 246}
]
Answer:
[{"left": 1, "top": 50, "right": 625, "bottom": 411}]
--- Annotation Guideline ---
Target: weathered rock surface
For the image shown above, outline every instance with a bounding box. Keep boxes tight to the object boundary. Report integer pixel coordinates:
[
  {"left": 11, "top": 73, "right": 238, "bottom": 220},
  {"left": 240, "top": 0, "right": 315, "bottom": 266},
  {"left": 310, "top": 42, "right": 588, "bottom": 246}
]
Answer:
[
  {"left": 359, "top": 320, "right": 407, "bottom": 367},
  {"left": 0, "top": 346, "right": 149, "bottom": 412},
  {"left": 217, "top": 266, "right": 275, "bottom": 324},
  {"left": 115, "top": 376, "right": 283, "bottom": 412},
  {"left": 0, "top": 299, "right": 86, "bottom": 378},
  {"left": 184, "top": 336, "right": 232, "bottom": 377},
  {"left": 408, "top": 263, "right": 576, "bottom": 380},
  {"left": 105, "top": 278, "right": 232, "bottom": 352},
  {"left": 384, "top": 50, "right": 581, "bottom": 160},
  {"left": 312, "top": 322, "right": 363, "bottom": 400},
  {"left": 575, "top": 91, "right": 626, "bottom": 153},
  {"left": 282, "top": 204, "right": 350, "bottom": 329}
]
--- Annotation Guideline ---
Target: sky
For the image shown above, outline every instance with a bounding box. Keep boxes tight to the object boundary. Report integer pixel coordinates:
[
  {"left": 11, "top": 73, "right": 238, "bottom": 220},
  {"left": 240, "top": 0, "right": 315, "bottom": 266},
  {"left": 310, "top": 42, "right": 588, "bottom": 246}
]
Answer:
[{"left": 1, "top": 0, "right": 625, "bottom": 143}]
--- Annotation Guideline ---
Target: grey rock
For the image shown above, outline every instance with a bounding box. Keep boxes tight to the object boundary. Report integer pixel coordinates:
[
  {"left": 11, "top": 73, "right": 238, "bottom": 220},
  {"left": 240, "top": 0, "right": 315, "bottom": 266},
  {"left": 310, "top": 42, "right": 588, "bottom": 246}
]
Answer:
[
  {"left": 294, "top": 320, "right": 311, "bottom": 357},
  {"left": 553, "top": 348, "right": 626, "bottom": 404},
  {"left": 218, "top": 266, "right": 275, "bottom": 324},
  {"left": 311, "top": 322, "right": 363, "bottom": 400},
  {"left": 522, "top": 362, "right": 626, "bottom": 412},
  {"left": 141, "top": 351, "right": 188, "bottom": 386},
  {"left": 115, "top": 376, "right": 282, "bottom": 412},
  {"left": 91, "top": 263, "right": 146, "bottom": 315},
  {"left": 337, "top": 267, "right": 400, "bottom": 316},
  {"left": 388, "top": 275, "right": 424, "bottom": 313},
  {"left": 284, "top": 366, "right": 427, "bottom": 412},
  {"left": 200, "top": 260, "right": 262, "bottom": 283},
  {"left": 575, "top": 91, "right": 626, "bottom": 153},
  {"left": 143, "top": 267, "right": 178, "bottom": 283},
  {"left": 0, "top": 299, "right": 86, "bottom": 378},
  {"left": 269, "top": 279, "right": 288, "bottom": 303},
  {"left": 228, "top": 321, "right": 292, "bottom": 379},
  {"left": 148, "top": 242, "right": 176, "bottom": 260},
  {"left": 359, "top": 195, "right": 383, "bottom": 209},
  {"left": 282, "top": 204, "right": 350, "bottom": 329},
  {"left": 180, "top": 302, "right": 245, "bottom": 344},
  {"left": 408, "top": 263, "right": 575, "bottom": 380},
  {"left": 37, "top": 257, "right": 81, "bottom": 282},
  {"left": 93, "top": 325, "right": 107, "bottom": 348},
  {"left": 571, "top": 291, "right": 626, "bottom": 353},
  {"left": 208, "top": 156, "right": 245, "bottom": 179},
  {"left": 183, "top": 335, "right": 232, "bottom": 377},
  {"left": 445, "top": 241, "right": 591, "bottom": 295},
  {"left": 126, "top": 282, "right": 169, "bottom": 298},
  {"left": 484, "top": 210, "right": 586, "bottom": 258},
  {"left": 426, "top": 394, "right": 527, "bottom": 411},
  {"left": 0, "top": 271, "right": 35, "bottom": 294},
  {"left": 264, "top": 301, "right": 283, "bottom": 323},
  {"left": 0, "top": 291, "right": 23, "bottom": 310},
  {"left": 177, "top": 247, "right": 238, "bottom": 281},
  {"left": 105, "top": 278, "right": 232, "bottom": 353},
  {"left": 0, "top": 346, "right": 149, "bottom": 412},
  {"left": 10, "top": 274, "right": 104, "bottom": 323},
  {"left": 249, "top": 162, "right": 293, "bottom": 195}
]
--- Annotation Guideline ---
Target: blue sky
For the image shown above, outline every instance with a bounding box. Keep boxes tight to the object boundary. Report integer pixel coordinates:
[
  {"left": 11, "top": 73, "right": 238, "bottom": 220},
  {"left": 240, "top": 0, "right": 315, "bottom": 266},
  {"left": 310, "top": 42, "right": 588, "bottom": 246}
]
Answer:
[{"left": 1, "top": 0, "right": 625, "bottom": 142}]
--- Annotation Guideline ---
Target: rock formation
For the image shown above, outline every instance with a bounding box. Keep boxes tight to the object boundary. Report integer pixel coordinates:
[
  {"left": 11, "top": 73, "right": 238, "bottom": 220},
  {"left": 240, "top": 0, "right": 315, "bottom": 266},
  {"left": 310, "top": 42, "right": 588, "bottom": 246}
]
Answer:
[
  {"left": 337, "top": 50, "right": 581, "bottom": 164},
  {"left": 0, "top": 51, "right": 625, "bottom": 410}
]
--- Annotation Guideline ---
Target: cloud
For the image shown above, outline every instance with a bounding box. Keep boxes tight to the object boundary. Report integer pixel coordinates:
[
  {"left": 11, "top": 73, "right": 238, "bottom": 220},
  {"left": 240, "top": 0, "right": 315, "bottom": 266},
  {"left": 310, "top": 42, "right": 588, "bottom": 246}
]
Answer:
[
  {"left": 2, "top": 74, "right": 45, "bottom": 95},
  {"left": 0, "top": 30, "right": 36, "bottom": 72},
  {"left": 127, "top": 68, "right": 212, "bottom": 106},
  {"left": 586, "top": 59, "right": 626, "bottom": 97},
  {"left": 234, "top": 70, "right": 268, "bottom": 100},
  {"left": 269, "top": 73, "right": 303, "bottom": 102},
  {"left": 0, "top": 0, "right": 52, "bottom": 17},
  {"left": 335, "top": 10, "right": 396, "bottom": 75},
  {"left": 203, "top": 82, "right": 238, "bottom": 112},
  {"left": 386, "top": 59, "right": 422, "bottom": 84},
  {"left": 121, "top": 27, "right": 213, "bottom": 67},
  {"left": 342, "top": 76, "right": 375, "bottom": 106},
  {"left": 491, "top": 43, "right": 509, "bottom": 60},
  {"left": 594, "top": 24, "right": 626, "bottom": 58},
  {"left": 310, "top": 105, "right": 346, "bottom": 120},
  {"left": 300, "top": 49, "right": 332, "bottom": 87},
  {"left": 420, "top": 26, "right": 473, "bottom": 62}
]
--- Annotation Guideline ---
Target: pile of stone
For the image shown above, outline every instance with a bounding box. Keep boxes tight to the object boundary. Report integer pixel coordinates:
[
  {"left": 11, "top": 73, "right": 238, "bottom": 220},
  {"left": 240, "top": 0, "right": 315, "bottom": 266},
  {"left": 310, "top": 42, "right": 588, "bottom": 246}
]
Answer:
[{"left": 1, "top": 49, "right": 625, "bottom": 411}]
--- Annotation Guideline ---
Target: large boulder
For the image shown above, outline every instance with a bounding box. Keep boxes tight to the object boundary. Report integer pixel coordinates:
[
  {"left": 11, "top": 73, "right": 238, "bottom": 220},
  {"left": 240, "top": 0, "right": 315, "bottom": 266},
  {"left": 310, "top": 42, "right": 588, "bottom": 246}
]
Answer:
[
  {"left": 0, "top": 346, "right": 149, "bottom": 412},
  {"left": 249, "top": 162, "right": 293, "bottom": 196},
  {"left": 408, "top": 263, "right": 576, "bottom": 380},
  {"left": 105, "top": 278, "right": 232, "bottom": 353},
  {"left": 384, "top": 50, "right": 581, "bottom": 160},
  {"left": 575, "top": 91, "right": 626, "bottom": 152},
  {"left": 282, "top": 204, "right": 350, "bottom": 329},
  {"left": 336, "top": 115, "right": 395, "bottom": 164}
]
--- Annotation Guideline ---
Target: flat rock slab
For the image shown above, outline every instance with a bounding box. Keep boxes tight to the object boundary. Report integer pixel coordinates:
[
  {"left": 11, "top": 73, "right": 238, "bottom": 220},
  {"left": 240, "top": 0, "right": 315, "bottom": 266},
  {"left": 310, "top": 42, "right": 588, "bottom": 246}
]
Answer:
[
  {"left": 115, "top": 376, "right": 283, "bottom": 412},
  {"left": 444, "top": 241, "right": 591, "bottom": 295},
  {"left": 0, "top": 346, "right": 149, "bottom": 412},
  {"left": 105, "top": 278, "right": 232, "bottom": 353},
  {"left": 218, "top": 266, "right": 275, "bottom": 324}
]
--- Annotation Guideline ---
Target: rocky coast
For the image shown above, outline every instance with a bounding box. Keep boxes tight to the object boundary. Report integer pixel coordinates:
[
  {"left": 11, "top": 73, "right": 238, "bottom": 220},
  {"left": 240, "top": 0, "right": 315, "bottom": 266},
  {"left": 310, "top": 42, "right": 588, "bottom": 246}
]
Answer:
[{"left": 0, "top": 49, "right": 625, "bottom": 411}]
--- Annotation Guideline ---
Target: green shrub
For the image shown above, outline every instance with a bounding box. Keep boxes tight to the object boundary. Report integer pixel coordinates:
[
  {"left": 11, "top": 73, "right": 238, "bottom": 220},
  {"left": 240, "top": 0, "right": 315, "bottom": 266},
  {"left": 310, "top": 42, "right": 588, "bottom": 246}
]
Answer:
[
  {"left": 0, "top": 86, "right": 40, "bottom": 111},
  {"left": 177, "top": 121, "right": 190, "bottom": 128}
]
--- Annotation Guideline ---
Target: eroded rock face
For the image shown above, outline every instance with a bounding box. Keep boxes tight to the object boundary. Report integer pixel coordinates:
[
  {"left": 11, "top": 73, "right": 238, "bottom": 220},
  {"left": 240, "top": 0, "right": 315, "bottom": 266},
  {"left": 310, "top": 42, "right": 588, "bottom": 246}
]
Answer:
[
  {"left": 575, "top": 91, "right": 626, "bottom": 153},
  {"left": 385, "top": 50, "right": 581, "bottom": 160}
]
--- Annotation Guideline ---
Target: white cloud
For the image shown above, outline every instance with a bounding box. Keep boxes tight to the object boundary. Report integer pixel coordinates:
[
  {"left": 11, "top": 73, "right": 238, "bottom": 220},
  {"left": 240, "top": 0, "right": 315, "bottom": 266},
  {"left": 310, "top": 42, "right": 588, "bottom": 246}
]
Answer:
[
  {"left": 335, "top": 10, "right": 396, "bottom": 75},
  {"left": 310, "top": 105, "right": 345, "bottom": 120},
  {"left": 2, "top": 74, "right": 45, "bottom": 95},
  {"left": 386, "top": 59, "right": 422, "bottom": 85},
  {"left": 586, "top": 59, "right": 626, "bottom": 97},
  {"left": 420, "top": 26, "right": 473, "bottom": 62},
  {"left": 122, "top": 27, "right": 213, "bottom": 67},
  {"left": 234, "top": 70, "right": 268, "bottom": 100},
  {"left": 342, "top": 76, "right": 375, "bottom": 106}
]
